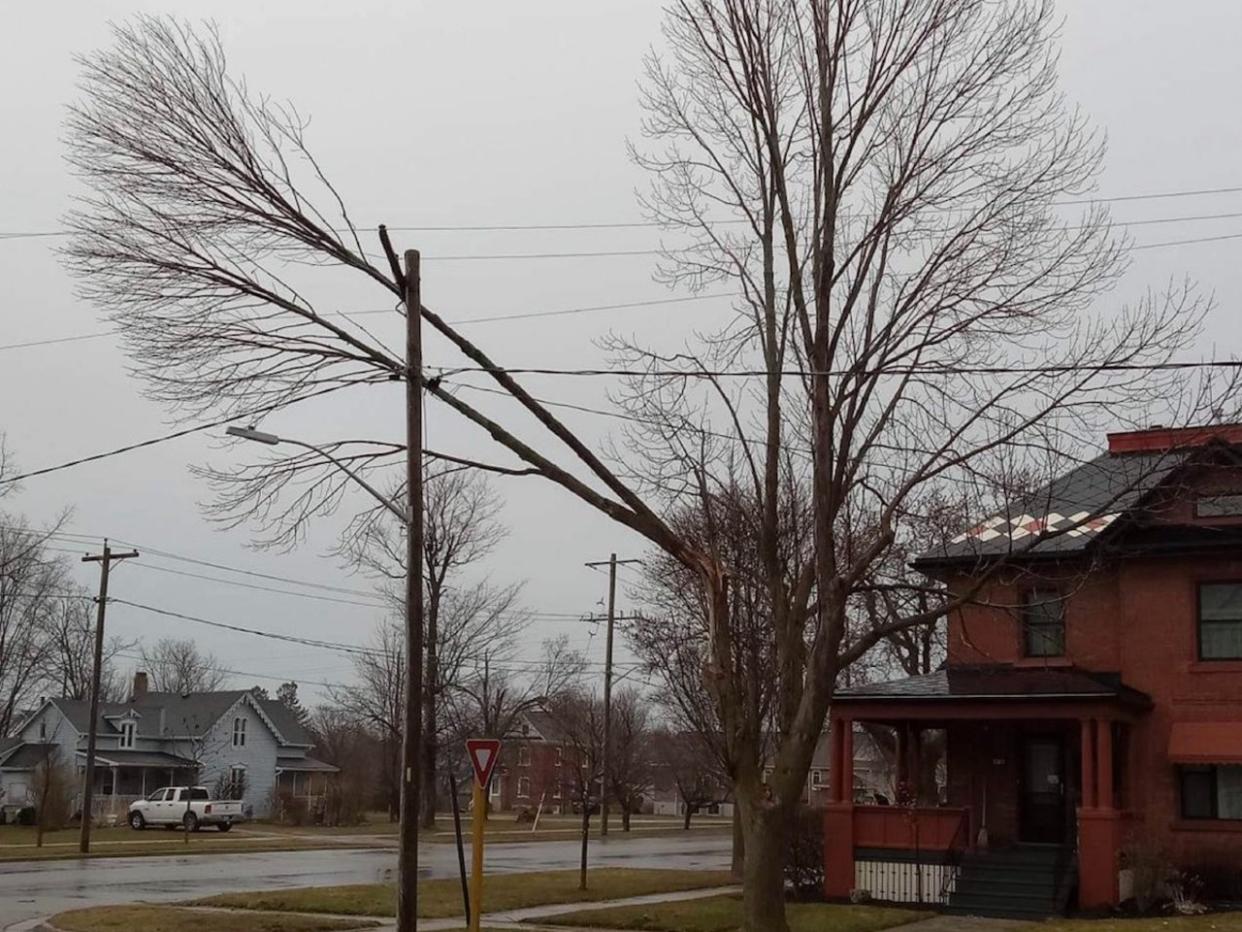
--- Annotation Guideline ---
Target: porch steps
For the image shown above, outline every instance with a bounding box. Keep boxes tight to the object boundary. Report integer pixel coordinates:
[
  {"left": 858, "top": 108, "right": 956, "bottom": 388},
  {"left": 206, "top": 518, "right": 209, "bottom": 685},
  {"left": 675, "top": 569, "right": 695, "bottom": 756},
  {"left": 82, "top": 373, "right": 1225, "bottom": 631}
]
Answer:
[{"left": 945, "top": 845, "right": 1073, "bottom": 920}]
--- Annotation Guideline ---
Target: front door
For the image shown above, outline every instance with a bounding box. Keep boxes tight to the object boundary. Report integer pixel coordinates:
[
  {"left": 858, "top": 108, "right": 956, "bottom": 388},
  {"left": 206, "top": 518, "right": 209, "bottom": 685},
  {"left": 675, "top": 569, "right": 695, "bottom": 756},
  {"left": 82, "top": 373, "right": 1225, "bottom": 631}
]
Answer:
[{"left": 1020, "top": 736, "right": 1066, "bottom": 843}]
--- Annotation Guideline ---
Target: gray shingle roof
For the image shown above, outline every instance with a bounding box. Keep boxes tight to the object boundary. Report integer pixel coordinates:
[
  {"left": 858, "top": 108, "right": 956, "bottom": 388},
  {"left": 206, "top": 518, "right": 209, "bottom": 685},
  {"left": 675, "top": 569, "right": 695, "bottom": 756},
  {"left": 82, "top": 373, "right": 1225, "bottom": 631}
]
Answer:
[
  {"left": 915, "top": 448, "right": 1183, "bottom": 567},
  {"left": 1, "top": 743, "right": 59, "bottom": 770},
  {"left": 49, "top": 691, "right": 312, "bottom": 746},
  {"left": 276, "top": 755, "right": 339, "bottom": 773},
  {"left": 834, "top": 665, "right": 1150, "bottom": 706},
  {"left": 87, "top": 749, "right": 197, "bottom": 768}
]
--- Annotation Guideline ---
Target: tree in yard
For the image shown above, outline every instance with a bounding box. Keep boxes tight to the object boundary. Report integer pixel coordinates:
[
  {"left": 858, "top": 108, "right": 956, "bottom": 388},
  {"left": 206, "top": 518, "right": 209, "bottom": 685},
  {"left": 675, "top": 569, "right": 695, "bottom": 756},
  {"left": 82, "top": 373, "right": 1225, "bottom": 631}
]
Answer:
[
  {"left": 40, "top": 596, "right": 131, "bottom": 704},
  {"left": 651, "top": 728, "right": 726, "bottom": 830},
  {"left": 605, "top": 687, "right": 654, "bottom": 831},
  {"left": 138, "top": 638, "right": 229, "bottom": 694},
  {"left": 341, "top": 471, "right": 517, "bottom": 829},
  {"left": 275, "top": 681, "right": 310, "bottom": 726},
  {"left": 66, "top": 12, "right": 1233, "bottom": 930},
  {"left": 545, "top": 688, "right": 606, "bottom": 891}
]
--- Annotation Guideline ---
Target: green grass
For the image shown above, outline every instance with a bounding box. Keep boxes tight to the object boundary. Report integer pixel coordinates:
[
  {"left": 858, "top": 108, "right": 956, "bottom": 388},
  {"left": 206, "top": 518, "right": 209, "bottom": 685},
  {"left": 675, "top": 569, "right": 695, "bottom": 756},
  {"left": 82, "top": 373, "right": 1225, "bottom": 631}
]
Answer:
[
  {"left": 46, "top": 905, "right": 378, "bottom": 932},
  {"left": 543, "top": 895, "right": 922, "bottom": 932},
  {"left": 190, "top": 868, "right": 735, "bottom": 919},
  {"left": 1041, "top": 914, "right": 1242, "bottom": 931}
]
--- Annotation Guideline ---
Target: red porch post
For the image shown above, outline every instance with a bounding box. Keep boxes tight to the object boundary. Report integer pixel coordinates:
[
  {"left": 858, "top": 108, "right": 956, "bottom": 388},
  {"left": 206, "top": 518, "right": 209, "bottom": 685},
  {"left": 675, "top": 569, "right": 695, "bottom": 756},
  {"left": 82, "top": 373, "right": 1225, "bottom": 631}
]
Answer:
[
  {"left": 823, "top": 716, "right": 855, "bottom": 899},
  {"left": 1078, "top": 717, "right": 1120, "bottom": 909}
]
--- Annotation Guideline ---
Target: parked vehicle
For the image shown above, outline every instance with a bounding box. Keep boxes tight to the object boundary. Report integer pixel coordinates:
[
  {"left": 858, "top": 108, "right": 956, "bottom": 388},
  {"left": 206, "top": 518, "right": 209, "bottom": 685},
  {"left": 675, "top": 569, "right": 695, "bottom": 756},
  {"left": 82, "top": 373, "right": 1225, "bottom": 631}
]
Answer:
[{"left": 128, "top": 786, "right": 246, "bottom": 832}]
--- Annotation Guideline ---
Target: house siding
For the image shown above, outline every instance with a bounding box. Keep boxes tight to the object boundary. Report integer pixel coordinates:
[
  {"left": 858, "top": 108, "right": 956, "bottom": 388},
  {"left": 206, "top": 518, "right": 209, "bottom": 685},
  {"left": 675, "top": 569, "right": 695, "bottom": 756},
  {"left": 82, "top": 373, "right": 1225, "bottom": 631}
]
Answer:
[{"left": 196, "top": 697, "right": 281, "bottom": 818}]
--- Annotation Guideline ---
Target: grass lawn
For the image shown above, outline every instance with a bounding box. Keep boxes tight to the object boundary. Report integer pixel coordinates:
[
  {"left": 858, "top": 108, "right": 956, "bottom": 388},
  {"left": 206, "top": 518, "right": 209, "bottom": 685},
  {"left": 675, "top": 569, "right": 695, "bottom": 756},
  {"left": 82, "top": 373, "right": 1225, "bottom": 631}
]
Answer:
[
  {"left": 191, "top": 868, "right": 735, "bottom": 919},
  {"left": 0, "top": 822, "right": 365, "bottom": 862},
  {"left": 1042, "top": 914, "right": 1242, "bottom": 931},
  {"left": 46, "top": 905, "right": 378, "bottom": 932},
  {"left": 543, "top": 895, "right": 923, "bottom": 932}
]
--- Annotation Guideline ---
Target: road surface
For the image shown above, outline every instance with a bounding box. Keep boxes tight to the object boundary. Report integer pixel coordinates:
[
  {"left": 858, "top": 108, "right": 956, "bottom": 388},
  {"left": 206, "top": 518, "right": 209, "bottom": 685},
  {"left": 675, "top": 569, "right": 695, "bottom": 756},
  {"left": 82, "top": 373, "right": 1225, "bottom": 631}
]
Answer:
[{"left": 0, "top": 833, "right": 731, "bottom": 929}]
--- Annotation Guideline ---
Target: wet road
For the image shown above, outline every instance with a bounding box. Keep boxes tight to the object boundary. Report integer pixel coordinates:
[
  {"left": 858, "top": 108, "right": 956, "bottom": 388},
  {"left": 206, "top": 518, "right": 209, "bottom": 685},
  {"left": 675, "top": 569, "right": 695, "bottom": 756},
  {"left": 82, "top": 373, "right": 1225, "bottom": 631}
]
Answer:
[{"left": 0, "top": 833, "right": 731, "bottom": 928}]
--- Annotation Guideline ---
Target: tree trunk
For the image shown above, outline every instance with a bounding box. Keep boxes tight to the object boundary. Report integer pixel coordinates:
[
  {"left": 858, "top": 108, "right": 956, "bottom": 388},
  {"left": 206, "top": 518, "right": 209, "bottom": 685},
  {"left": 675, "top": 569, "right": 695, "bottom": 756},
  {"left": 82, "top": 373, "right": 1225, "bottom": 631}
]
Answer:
[
  {"left": 731, "top": 805, "right": 744, "bottom": 879},
  {"left": 578, "top": 794, "right": 591, "bottom": 891},
  {"left": 740, "top": 807, "right": 791, "bottom": 932},
  {"left": 683, "top": 805, "right": 692, "bottom": 831},
  {"left": 622, "top": 807, "right": 631, "bottom": 831}
]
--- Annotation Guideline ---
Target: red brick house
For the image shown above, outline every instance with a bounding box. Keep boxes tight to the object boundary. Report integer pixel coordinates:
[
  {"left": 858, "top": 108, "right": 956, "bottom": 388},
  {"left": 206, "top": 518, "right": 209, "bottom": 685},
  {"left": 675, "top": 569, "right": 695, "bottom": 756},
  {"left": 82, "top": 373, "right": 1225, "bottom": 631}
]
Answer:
[
  {"left": 824, "top": 424, "right": 1242, "bottom": 917},
  {"left": 490, "top": 711, "right": 574, "bottom": 814}
]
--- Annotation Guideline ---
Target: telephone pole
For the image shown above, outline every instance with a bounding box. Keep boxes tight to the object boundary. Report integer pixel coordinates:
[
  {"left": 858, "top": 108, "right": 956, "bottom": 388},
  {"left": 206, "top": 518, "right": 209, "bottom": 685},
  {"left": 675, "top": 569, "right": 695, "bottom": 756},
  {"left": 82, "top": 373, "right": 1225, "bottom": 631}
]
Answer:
[
  {"left": 398, "top": 249, "right": 425, "bottom": 932},
  {"left": 584, "top": 554, "right": 641, "bottom": 836},
  {"left": 80, "top": 540, "right": 138, "bottom": 853}
]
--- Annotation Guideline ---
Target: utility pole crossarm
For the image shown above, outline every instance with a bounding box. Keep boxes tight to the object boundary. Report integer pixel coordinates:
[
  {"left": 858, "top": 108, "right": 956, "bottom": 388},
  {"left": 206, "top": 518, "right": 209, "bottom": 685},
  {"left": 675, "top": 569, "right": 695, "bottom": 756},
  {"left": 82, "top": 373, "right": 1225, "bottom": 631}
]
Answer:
[
  {"left": 79, "top": 540, "right": 138, "bottom": 854},
  {"left": 584, "top": 555, "right": 641, "bottom": 837}
]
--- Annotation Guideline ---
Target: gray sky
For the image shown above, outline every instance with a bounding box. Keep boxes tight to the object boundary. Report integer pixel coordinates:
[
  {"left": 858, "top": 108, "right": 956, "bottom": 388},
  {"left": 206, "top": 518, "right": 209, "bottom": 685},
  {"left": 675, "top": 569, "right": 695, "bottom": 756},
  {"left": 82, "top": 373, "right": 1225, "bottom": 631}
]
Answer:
[{"left": 2, "top": 1, "right": 1240, "bottom": 704}]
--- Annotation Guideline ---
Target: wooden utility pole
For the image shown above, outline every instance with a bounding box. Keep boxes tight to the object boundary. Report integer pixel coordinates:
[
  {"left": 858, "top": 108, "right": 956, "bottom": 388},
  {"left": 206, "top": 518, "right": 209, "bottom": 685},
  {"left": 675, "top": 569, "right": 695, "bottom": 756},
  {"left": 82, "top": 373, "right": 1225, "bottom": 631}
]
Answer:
[
  {"left": 79, "top": 540, "right": 138, "bottom": 853},
  {"left": 398, "top": 249, "right": 425, "bottom": 932},
  {"left": 584, "top": 554, "right": 640, "bottom": 836}
]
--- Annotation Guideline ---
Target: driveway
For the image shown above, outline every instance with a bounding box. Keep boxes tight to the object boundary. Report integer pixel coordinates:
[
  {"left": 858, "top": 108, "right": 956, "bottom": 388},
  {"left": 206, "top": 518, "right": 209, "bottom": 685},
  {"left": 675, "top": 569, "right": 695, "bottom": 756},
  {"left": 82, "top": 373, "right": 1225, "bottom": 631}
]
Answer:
[{"left": 0, "top": 833, "right": 731, "bottom": 929}]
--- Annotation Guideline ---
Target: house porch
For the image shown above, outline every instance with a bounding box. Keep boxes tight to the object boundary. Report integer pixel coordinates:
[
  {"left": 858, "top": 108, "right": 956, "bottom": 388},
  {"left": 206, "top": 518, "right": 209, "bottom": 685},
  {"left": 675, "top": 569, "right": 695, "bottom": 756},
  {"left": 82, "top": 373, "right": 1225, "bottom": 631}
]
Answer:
[
  {"left": 78, "top": 749, "right": 197, "bottom": 823},
  {"left": 825, "top": 667, "right": 1151, "bottom": 911}
]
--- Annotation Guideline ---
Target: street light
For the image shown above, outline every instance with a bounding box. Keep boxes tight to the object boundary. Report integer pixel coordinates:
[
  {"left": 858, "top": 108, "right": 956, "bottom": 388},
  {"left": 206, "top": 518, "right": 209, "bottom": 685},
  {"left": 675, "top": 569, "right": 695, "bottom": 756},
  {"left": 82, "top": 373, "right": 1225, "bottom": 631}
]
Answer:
[{"left": 225, "top": 425, "right": 405, "bottom": 522}]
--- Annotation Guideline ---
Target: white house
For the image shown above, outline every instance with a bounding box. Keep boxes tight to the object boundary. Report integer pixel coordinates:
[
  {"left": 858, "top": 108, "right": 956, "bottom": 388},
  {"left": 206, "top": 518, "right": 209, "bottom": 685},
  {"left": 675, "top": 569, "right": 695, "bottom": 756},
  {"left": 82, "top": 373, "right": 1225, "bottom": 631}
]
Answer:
[{"left": 0, "top": 672, "right": 336, "bottom": 821}]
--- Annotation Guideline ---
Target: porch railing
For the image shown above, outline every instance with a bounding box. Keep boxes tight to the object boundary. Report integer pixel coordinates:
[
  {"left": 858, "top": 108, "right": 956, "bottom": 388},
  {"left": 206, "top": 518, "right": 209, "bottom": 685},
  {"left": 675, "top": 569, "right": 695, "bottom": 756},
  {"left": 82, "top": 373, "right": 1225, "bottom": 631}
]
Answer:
[{"left": 853, "top": 805, "right": 970, "bottom": 906}]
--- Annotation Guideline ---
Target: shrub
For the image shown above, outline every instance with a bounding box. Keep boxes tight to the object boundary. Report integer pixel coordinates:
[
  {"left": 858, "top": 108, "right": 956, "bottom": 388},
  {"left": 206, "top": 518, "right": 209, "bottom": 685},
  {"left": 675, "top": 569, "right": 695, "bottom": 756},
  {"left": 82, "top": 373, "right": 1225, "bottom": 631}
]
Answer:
[
  {"left": 1122, "top": 841, "right": 1172, "bottom": 912},
  {"left": 15, "top": 806, "right": 37, "bottom": 826},
  {"left": 274, "top": 790, "right": 309, "bottom": 826},
  {"left": 785, "top": 806, "right": 825, "bottom": 900}
]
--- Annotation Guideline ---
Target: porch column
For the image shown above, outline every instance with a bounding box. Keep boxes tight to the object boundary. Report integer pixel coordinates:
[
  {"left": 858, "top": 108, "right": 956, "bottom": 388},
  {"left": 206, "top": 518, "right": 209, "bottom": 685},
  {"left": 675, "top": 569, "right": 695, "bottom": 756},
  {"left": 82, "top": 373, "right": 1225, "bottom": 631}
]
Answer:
[
  {"left": 1078, "top": 717, "right": 1120, "bottom": 909},
  {"left": 895, "top": 725, "right": 909, "bottom": 792},
  {"left": 823, "top": 716, "right": 856, "bottom": 899},
  {"left": 1080, "top": 719, "right": 1096, "bottom": 809}
]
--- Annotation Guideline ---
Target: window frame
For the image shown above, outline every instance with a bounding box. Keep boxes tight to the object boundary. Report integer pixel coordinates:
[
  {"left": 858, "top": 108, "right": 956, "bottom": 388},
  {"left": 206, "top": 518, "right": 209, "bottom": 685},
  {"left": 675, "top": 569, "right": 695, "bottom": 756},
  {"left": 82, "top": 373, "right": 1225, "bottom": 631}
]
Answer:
[
  {"left": 1180, "top": 764, "right": 1242, "bottom": 821},
  {"left": 232, "top": 716, "right": 247, "bottom": 747},
  {"left": 517, "top": 745, "right": 531, "bottom": 767},
  {"left": 1197, "top": 582, "right": 1242, "bottom": 661},
  {"left": 1021, "top": 586, "right": 1066, "bottom": 658},
  {"left": 119, "top": 721, "right": 135, "bottom": 749},
  {"left": 517, "top": 776, "right": 531, "bottom": 798}
]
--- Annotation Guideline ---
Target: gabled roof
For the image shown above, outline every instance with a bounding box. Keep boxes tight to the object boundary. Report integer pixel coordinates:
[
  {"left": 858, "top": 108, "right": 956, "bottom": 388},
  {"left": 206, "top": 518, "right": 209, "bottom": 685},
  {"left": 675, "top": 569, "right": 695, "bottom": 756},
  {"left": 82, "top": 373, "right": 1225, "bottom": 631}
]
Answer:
[
  {"left": 276, "top": 755, "right": 339, "bottom": 773},
  {"left": 1, "top": 743, "right": 59, "bottom": 770},
  {"left": 517, "top": 710, "right": 570, "bottom": 744},
  {"left": 44, "top": 690, "right": 312, "bottom": 747},
  {"left": 0, "top": 736, "right": 29, "bottom": 766},
  {"left": 915, "top": 438, "right": 1242, "bottom": 569}
]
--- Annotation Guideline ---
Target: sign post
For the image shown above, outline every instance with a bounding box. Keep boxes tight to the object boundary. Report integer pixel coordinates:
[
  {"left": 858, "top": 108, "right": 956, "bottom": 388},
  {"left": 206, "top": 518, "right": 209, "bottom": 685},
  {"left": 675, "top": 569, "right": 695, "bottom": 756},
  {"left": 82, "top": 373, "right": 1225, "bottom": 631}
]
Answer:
[{"left": 465, "top": 738, "right": 501, "bottom": 932}]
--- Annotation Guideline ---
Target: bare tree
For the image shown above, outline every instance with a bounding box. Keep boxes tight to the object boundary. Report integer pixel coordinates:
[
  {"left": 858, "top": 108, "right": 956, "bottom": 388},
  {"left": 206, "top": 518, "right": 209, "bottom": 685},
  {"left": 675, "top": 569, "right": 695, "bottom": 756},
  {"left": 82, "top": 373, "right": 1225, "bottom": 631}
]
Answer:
[
  {"left": 331, "top": 621, "right": 405, "bottom": 819},
  {"left": 545, "top": 688, "right": 606, "bottom": 891},
  {"left": 651, "top": 727, "right": 726, "bottom": 830},
  {"left": 32, "top": 740, "right": 73, "bottom": 848},
  {"left": 65, "top": 13, "right": 1232, "bottom": 931},
  {"left": 342, "top": 471, "right": 515, "bottom": 828},
  {"left": 40, "top": 597, "right": 131, "bottom": 703},
  {"left": 139, "top": 638, "right": 229, "bottom": 694},
  {"left": 605, "top": 688, "right": 654, "bottom": 832}
]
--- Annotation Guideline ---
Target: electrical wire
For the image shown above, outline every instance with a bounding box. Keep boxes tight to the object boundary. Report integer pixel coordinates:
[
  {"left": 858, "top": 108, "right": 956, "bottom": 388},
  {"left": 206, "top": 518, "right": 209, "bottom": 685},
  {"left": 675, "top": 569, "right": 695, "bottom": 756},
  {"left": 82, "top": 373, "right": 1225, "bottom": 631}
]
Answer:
[{"left": 3, "top": 183, "right": 1242, "bottom": 240}]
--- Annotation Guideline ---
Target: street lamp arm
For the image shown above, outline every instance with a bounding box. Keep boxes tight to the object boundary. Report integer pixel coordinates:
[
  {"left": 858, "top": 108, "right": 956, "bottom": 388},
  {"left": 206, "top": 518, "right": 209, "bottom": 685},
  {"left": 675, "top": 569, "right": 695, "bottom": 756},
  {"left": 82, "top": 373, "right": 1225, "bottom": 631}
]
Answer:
[{"left": 280, "top": 437, "right": 407, "bottom": 523}]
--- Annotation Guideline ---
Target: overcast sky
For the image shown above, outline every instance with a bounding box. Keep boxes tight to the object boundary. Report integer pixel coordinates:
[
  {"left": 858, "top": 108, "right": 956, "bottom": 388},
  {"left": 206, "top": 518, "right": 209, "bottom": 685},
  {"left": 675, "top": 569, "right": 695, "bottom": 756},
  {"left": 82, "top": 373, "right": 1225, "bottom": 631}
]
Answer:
[{"left": 2, "top": 1, "right": 1240, "bottom": 705}]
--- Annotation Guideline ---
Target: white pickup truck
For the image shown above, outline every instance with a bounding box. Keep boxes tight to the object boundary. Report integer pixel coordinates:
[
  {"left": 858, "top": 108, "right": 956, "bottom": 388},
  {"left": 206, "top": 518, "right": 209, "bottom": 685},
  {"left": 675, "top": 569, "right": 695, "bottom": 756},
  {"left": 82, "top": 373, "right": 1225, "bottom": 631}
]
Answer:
[{"left": 128, "top": 786, "right": 246, "bottom": 832}]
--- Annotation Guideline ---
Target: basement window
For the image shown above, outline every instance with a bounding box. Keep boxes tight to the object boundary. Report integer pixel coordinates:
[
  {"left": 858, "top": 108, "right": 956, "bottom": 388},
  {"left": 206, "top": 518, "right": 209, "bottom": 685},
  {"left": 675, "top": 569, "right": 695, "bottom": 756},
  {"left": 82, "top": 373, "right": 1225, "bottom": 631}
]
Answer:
[
  {"left": 1180, "top": 765, "right": 1242, "bottom": 820},
  {"left": 1199, "top": 584, "right": 1242, "bottom": 660},
  {"left": 1021, "top": 588, "right": 1065, "bottom": 658}
]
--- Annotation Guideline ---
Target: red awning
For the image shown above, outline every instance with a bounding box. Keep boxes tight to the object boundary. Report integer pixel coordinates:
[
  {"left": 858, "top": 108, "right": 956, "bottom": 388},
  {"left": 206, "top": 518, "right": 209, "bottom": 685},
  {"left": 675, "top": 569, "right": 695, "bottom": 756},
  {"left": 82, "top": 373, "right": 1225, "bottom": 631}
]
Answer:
[{"left": 1168, "top": 722, "right": 1242, "bottom": 764}]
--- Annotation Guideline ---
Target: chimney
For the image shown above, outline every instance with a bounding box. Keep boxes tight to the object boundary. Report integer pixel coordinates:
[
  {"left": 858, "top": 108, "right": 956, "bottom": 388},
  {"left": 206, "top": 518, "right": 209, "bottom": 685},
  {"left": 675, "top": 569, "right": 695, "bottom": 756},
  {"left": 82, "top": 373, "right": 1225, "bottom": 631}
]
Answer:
[
  {"left": 131, "top": 671, "right": 149, "bottom": 701},
  {"left": 1107, "top": 423, "right": 1242, "bottom": 456}
]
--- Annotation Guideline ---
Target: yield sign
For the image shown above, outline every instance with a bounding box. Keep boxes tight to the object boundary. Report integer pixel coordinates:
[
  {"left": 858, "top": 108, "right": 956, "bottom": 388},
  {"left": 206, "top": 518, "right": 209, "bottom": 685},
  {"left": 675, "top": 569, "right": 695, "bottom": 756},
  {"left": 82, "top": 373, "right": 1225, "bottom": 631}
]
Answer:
[{"left": 466, "top": 737, "right": 502, "bottom": 789}]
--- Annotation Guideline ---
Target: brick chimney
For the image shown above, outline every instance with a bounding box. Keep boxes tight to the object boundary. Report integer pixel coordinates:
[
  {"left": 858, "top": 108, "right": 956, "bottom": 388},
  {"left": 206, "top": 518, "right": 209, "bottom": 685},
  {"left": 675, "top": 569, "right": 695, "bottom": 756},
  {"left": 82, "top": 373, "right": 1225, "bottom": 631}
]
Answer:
[
  {"left": 131, "top": 671, "right": 149, "bottom": 701},
  {"left": 1107, "top": 423, "right": 1242, "bottom": 456}
]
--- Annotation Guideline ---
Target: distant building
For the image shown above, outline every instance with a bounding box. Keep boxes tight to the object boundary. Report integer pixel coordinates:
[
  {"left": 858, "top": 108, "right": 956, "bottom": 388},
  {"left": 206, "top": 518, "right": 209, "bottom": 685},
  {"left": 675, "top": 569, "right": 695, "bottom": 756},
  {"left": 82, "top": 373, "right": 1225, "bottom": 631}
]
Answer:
[{"left": 0, "top": 672, "right": 336, "bottom": 821}]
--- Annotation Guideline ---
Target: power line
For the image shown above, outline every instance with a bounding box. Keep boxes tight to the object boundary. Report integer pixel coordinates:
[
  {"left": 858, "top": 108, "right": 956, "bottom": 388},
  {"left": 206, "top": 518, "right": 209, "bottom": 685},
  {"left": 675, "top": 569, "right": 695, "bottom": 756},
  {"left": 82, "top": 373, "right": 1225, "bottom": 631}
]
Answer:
[
  {"left": 0, "top": 382, "right": 367, "bottom": 485},
  {"left": 1131, "top": 231, "right": 1242, "bottom": 251},
  {"left": 125, "top": 561, "right": 390, "bottom": 609},
  {"left": 3, "top": 183, "right": 1242, "bottom": 241},
  {"left": 0, "top": 293, "right": 735, "bottom": 354},
  {"left": 433, "top": 358, "right": 1242, "bottom": 380}
]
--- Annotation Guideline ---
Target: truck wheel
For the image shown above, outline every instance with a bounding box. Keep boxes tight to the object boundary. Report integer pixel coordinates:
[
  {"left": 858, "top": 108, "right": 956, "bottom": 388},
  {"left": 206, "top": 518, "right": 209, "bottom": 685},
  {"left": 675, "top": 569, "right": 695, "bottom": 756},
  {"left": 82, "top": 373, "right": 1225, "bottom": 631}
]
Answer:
[
  {"left": 216, "top": 822, "right": 232, "bottom": 833},
  {"left": 129, "top": 812, "right": 146, "bottom": 831},
  {"left": 183, "top": 812, "right": 200, "bottom": 833}
]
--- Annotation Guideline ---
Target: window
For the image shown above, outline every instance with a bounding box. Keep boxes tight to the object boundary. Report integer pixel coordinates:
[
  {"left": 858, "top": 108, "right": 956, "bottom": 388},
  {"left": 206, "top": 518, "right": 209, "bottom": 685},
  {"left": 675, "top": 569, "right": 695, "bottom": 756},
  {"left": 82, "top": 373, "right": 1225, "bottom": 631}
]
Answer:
[
  {"left": 1195, "top": 494, "right": 1242, "bottom": 518},
  {"left": 518, "top": 777, "right": 531, "bottom": 798},
  {"left": 489, "top": 776, "right": 501, "bottom": 799},
  {"left": 39, "top": 721, "right": 46, "bottom": 740},
  {"left": 228, "top": 766, "right": 247, "bottom": 797},
  {"left": 1199, "top": 584, "right": 1242, "bottom": 660},
  {"left": 554, "top": 748, "right": 563, "bottom": 766},
  {"left": 1180, "top": 765, "right": 1242, "bottom": 820},
  {"left": 811, "top": 769, "right": 825, "bottom": 788},
  {"left": 552, "top": 781, "right": 561, "bottom": 799},
  {"left": 119, "top": 721, "right": 135, "bottom": 749},
  {"left": 517, "top": 746, "right": 531, "bottom": 767},
  {"left": 149, "top": 788, "right": 169, "bottom": 802},
  {"left": 1022, "top": 588, "right": 1065, "bottom": 657},
  {"left": 232, "top": 716, "right": 247, "bottom": 747}
]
